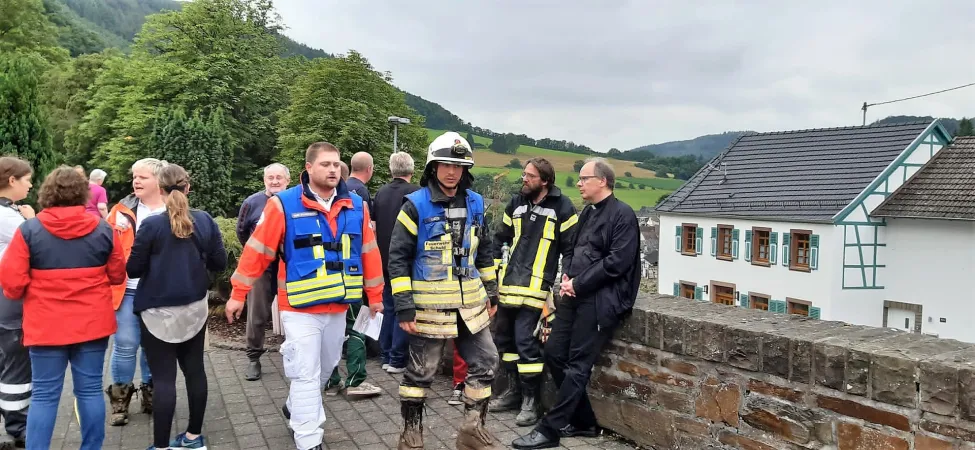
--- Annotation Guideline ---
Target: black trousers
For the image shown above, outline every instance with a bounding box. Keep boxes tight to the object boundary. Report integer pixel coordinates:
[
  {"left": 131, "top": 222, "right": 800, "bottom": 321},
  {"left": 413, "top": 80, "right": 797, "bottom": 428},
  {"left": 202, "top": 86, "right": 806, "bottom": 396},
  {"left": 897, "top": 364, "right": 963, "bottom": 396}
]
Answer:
[
  {"left": 245, "top": 270, "right": 276, "bottom": 361},
  {"left": 0, "top": 328, "right": 30, "bottom": 439},
  {"left": 493, "top": 306, "right": 543, "bottom": 382},
  {"left": 536, "top": 295, "right": 616, "bottom": 439},
  {"left": 139, "top": 319, "right": 208, "bottom": 448}
]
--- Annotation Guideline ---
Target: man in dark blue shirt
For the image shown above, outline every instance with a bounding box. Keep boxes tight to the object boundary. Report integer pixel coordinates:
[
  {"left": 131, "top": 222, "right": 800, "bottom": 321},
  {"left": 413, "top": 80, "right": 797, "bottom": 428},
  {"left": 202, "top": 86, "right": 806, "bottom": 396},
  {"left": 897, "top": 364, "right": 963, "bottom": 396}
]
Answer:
[
  {"left": 237, "top": 163, "right": 290, "bottom": 381},
  {"left": 325, "top": 152, "right": 384, "bottom": 398}
]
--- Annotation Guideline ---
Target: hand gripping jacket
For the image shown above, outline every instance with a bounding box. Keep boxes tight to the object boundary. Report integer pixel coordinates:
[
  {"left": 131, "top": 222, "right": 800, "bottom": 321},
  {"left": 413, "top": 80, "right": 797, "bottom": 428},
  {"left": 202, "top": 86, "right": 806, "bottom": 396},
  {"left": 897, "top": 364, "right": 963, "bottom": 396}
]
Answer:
[
  {"left": 393, "top": 187, "right": 492, "bottom": 336},
  {"left": 278, "top": 185, "right": 364, "bottom": 308}
]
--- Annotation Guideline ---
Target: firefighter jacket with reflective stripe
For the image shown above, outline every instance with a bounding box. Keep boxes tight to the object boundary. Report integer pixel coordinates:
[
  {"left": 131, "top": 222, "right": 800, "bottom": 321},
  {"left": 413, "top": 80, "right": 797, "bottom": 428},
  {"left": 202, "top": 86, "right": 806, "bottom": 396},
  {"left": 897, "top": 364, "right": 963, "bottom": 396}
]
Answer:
[
  {"left": 278, "top": 184, "right": 364, "bottom": 308},
  {"left": 229, "top": 172, "right": 384, "bottom": 316},
  {"left": 387, "top": 184, "right": 499, "bottom": 338},
  {"left": 491, "top": 186, "right": 578, "bottom": 309}
]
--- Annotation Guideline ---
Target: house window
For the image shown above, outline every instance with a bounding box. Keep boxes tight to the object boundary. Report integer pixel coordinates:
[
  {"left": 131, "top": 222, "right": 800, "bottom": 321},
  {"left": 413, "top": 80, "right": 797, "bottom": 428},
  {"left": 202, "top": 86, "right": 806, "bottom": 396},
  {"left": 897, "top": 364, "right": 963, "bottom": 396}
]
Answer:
[
  {"left": 711, "top": 281, "right": 735, "bottom": 306},
  {"left": 680, "top": 282, "right": 696, "bottom": 299},
  {"left": 751, "top": 227, "right": 771, "bottom": 266},
  {"left": 787, "top": 298, "right": 811, "bottom": 316},
  {"left": 791, "top": 230, "right": 811, "bottom": 271},
  {"left": 749, "top": 292, "right": 770, "bottom": 311},
  {"left": 716, "top": 225, "right": 733, "bottom": 260},
  {"left": 682, "top": 224, "right": 698, "bottom": 256}
]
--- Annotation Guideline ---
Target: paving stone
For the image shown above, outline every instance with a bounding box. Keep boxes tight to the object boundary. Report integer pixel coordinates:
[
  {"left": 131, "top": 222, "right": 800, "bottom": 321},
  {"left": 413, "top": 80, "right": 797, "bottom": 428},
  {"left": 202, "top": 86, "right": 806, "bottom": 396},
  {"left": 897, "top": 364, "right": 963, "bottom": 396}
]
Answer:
[{"left": 50, "top": 345, "right": 634, "bottom": 449}]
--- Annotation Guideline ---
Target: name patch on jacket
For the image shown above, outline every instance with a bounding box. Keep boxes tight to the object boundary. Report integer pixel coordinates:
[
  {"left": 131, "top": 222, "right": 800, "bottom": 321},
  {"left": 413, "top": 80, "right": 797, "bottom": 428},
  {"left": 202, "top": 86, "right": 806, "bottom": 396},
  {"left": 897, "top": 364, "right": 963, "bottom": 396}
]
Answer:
[
  {"left": 425, "top": 241, "right": 451, "bottom": 251},
  {"left": 291, "top": 211, "right": 318, "bottom": 219}
]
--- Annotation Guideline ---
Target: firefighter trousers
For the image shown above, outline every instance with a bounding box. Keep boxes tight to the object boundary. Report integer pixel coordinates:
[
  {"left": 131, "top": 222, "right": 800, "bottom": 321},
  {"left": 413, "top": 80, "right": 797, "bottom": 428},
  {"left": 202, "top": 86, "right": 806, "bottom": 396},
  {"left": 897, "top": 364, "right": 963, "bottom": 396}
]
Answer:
[
  {"left": 493, "top": 305, "right": 544, "bottom": 381},
  {"left": 279, "top": 311, "right": 345, "bottom": 450},
  {"left": 0, "top": 328, "right": 29, "bottom": 440},
  {"left": 399, "top": 315, "right": 499, "bottom": 403}
]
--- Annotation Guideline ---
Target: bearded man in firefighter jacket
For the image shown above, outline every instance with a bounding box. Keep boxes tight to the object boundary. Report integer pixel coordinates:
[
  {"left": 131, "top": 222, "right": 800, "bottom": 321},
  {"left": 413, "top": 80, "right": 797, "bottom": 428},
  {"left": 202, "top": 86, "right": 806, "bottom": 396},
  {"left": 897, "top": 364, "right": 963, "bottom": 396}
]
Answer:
[
  {"left": 488, "top": 157, "right": 578, "bottom": 426},
  {"left": 387, "top": 132, "right": 502, "bottom": 450},
  {"left": 225, "top": 142, "right": 385, "bottom": 450}
]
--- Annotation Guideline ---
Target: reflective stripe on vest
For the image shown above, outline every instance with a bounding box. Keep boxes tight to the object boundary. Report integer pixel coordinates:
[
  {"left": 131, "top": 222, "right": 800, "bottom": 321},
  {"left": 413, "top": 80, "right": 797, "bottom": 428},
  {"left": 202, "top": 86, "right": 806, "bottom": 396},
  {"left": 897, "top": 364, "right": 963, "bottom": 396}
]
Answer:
[
  {"left": 404, "top": 187, "right": 486, "bottom": 310},
  {"left": 498, "top": 205, "right": 557, "bottom": 309},
  {"left": 278, "top": 185, "right": 364, "bottom": 308}
]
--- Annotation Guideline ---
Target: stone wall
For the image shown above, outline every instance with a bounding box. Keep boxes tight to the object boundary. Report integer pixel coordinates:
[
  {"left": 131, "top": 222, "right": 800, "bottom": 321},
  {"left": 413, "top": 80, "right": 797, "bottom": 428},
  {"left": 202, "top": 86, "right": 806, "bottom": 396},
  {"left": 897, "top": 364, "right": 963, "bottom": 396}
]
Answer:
[{"left": 587, "top": 293, "right": 975, "bottom": 449}]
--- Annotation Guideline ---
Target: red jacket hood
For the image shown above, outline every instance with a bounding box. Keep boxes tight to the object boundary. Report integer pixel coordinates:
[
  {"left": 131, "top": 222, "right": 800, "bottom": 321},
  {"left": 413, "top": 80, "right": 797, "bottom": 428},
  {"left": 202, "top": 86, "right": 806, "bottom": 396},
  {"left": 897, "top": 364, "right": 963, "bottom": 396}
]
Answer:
[{"left": 37, "top": 206, "right": 101, "bottom": 239}]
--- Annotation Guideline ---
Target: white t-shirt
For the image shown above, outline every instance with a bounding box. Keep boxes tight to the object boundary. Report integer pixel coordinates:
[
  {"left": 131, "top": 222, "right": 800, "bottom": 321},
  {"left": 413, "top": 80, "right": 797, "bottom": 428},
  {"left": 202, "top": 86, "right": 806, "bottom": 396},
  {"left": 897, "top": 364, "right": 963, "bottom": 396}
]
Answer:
[{"left": 125, "top": 201, "right": 167, "bottom": 290}]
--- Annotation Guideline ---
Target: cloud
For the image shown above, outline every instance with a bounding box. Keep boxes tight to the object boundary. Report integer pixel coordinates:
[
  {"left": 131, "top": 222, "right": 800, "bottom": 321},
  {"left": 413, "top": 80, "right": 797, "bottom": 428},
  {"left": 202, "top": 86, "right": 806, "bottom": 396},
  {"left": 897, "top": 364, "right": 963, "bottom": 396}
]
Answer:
[{"left": 272, "top": 0, "right": 975, "bottom": 150}]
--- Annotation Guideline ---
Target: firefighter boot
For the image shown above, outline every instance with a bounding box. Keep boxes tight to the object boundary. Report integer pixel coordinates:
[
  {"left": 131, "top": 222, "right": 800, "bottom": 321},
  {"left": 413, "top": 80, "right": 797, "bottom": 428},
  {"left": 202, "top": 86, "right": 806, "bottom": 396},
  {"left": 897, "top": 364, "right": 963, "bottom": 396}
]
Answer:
[
  {"left": 457, "top": 398, "right": 502, "bottom": 450},
  {"left": 105, "top": 383, "right": 135, "bottom": 426},
  {"left": 515, "top": 378, "right": 540, "bottom": 427},
  {"left": 139, "top": 381, "right": 153, "bottom": 414},
  {"left": 397, "top": 400, "right": 424, "bottom": 450},
  {"left": 487, "top": 368, "right": 520, "bottom": 412}
]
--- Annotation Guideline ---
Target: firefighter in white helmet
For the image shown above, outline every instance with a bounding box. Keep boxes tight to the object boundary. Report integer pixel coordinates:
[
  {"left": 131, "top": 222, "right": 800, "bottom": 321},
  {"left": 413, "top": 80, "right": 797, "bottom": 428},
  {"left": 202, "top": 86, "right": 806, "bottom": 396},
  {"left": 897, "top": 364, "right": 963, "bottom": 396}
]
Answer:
[{"left": 386, "top": 131, "right": 502, "bottom": 450}]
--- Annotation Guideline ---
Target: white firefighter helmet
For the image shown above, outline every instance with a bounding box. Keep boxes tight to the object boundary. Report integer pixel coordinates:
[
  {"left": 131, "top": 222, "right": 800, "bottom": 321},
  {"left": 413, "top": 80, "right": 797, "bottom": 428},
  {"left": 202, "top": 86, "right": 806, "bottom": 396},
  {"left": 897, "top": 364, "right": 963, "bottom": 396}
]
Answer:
[{"left": 425, "top": 131, "right": 475, "bottom": 168}]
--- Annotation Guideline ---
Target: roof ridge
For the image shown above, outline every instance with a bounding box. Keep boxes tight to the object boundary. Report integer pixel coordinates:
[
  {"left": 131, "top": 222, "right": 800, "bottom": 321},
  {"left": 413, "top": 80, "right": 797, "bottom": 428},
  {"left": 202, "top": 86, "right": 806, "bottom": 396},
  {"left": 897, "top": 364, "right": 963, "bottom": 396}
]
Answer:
[
  {"left": 654, "top": 132, "right": 750, "bottom": 212},
  {"left": 747, "top": 120, "right": 933, "bottom": 137}
]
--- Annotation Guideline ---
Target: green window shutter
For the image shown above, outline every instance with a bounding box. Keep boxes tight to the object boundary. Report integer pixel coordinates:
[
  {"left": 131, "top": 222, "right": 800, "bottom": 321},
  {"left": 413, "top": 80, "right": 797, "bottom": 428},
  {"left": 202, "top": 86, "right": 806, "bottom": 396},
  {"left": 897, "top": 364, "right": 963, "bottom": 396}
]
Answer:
[
  {"left": 810, "top": 234, "right": 820, "bottom": 270},
  {"left": 770, "top": 232, "right": 778, "bottom": 264},
  {"left": 739, "top": 293, "right": 749, "bottom": 308},
  {"left": 710, "top": 227, "right": 717, "bottom": 256},
  {"left": 782, "top": 233, "right": 791, "bottom": 266},
  {"left": 673, "top": 282, "right": 680, "bottom": 296},
  {"left": 675, "top": 226, "right": 682, "bottom": 252},
  {"left": 694, "top": 286, "right": 704, "bottom": 300},
  {"left": 744, "top": 230, "right": 753, "bottom": 262},
  {"left": 770, "top": 300, "right": 786, "bottom": 313},
  {"left": 810, "top": 307, "right": 821, "bottom": 320},
  {"left": 696, "top": 227, "right": 704, "bottom": 255},
  {"left": 732, "top": 229, "right": 740, "bottom": 259}
]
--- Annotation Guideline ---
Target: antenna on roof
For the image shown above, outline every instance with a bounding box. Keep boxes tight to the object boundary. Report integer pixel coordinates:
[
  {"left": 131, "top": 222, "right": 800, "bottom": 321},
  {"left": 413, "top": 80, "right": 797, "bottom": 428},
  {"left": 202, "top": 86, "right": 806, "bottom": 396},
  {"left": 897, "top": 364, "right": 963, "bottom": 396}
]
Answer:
[
  {"left": 707, "top": 162, "right": 729, "bottom": 184},
  {"left": 861, "top": 81, "right": 975, "bottom": 125}
]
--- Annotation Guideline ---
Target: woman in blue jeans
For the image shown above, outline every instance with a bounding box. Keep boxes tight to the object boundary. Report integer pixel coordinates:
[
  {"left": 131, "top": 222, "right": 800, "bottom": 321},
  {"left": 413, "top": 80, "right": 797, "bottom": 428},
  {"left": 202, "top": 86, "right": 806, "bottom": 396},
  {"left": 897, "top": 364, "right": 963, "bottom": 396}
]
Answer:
[
  {"left": 105, "top": 157, "right": 167, "bottom": 425},
  {"left": 0, "top": 166, "right": 127, "bottom": 449}
]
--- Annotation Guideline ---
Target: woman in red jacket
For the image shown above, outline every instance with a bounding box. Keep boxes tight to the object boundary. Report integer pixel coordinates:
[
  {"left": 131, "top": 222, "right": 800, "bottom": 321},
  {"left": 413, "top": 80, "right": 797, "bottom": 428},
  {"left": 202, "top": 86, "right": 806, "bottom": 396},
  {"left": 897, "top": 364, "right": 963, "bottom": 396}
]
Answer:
[{"left": 0, "top": 166, "right": 127, "bottom": 450}]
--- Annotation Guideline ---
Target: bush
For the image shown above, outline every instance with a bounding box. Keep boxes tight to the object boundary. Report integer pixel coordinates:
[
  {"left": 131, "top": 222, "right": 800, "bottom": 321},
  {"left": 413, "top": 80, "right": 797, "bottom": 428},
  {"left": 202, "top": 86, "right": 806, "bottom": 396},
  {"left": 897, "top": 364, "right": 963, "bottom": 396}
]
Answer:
[
  {"left": 212, "top": 216, "right": 243, "bottom": 302},
  {"left": 615, "top": 181, "right": 623, "bottom": 189},
  {"left": 507, "top": 158, "right": 522, "bottom": 169},
  {"left": 624, "top": 171, "right": 632, "bottom": 177},
  {"left": 655, "top": 169, "right": 668, "bottom": 178},
  {"left": 565, "top": 175, "right": 574, "bottom": 187},
  {"left": 639, "top": 184, "right": 646, "bottom": 190}
]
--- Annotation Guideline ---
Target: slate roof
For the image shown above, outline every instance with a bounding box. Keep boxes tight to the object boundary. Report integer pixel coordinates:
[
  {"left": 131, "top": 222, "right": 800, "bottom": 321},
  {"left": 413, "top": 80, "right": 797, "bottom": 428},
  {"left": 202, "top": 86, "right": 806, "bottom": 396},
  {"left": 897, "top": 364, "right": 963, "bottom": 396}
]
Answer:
[
  {"left": 654, "top": 121, "right": 936, "bottom": 223},
  {"left": 872, "top": 136, "right": 975, "bottom": 221}
]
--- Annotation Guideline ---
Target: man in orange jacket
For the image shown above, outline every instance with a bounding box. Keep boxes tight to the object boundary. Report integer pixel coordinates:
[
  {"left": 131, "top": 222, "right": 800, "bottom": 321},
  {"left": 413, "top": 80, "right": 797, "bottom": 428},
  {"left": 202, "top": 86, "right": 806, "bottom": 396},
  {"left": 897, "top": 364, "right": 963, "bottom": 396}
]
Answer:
[{"left": 225, "top": 142, "right": 384, "bottom": 450}]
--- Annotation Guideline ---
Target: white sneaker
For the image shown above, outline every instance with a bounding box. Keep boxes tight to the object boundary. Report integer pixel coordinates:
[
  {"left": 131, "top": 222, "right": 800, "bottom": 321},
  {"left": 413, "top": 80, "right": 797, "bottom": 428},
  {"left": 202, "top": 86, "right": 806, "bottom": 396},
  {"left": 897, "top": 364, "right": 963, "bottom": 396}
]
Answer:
[
  {"left": 381, "top": 363, "right": 390, "bottom": 371},
  {"left": 386, "top": 366, "right": 405, "bottom": 374},
  {"left": 345, "top": 382, "right": 382, "bottom": 398}
]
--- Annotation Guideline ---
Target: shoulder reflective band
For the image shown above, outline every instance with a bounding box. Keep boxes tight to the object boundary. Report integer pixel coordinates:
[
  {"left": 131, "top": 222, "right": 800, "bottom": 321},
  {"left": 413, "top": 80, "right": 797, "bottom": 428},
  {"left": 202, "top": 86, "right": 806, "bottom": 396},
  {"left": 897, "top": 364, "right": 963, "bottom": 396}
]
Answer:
[{"left": 397, "top": 210, "right": 418, "bottom": 235}]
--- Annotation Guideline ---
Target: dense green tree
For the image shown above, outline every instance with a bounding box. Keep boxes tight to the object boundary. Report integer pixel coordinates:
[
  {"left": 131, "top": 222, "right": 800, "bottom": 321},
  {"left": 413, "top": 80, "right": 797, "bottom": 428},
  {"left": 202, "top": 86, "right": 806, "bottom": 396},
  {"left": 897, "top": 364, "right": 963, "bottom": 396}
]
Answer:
[
  {"left": 0, "top": 0, "right": 70, "bottom": 67},
  {"left": 466, "top": 132, "right": 477, "bottom": 147},
  {"left": 624, "top": 171, "right": 632, "bottom": 177},
  {"left": 573, "top": 160, "right": 584, "bottom": 172},
  {"left": 71, "top": 0, "right": 293, "bottom": 199},
  {"left": 0, "top": 55, "right": 58, "bottom": 182},
  {"left": 276, "top": 50, "right": 427, "bottom": 190},
  {"left": 146, "top": 108, "right": 233, "bottom": 215},
  {"left": 507, "top": 158, "right": 521, "bottom": 169},
  {"left": 565, "top": 175, "right": 574, "bottom": 187},
  {"left": 958, "top": 118, "right": 974, "bottom": 137}
]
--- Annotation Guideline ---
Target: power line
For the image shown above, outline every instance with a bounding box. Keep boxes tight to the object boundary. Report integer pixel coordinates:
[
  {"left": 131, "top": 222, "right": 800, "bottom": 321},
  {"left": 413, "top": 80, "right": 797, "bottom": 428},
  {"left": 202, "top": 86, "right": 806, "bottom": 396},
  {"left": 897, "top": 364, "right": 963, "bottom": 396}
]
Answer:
[{"left": 861, "top": 81, "right": 975, "bottom": 125}]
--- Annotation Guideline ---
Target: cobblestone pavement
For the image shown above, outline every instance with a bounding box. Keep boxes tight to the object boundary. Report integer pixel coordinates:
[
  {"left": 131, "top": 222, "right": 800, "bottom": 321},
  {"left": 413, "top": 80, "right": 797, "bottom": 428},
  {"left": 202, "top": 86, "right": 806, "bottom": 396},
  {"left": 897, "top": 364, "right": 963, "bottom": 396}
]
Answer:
[{"left": 46, "top": 347, "right": 637, "bottom": 449}]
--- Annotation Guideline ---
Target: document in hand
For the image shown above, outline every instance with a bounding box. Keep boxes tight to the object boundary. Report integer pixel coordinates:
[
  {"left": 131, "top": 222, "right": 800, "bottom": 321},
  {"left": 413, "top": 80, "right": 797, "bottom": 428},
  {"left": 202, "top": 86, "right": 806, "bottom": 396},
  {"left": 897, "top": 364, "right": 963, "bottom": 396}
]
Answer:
[{"left": 352, "top": 307, "right": 383, "bottom": 340}]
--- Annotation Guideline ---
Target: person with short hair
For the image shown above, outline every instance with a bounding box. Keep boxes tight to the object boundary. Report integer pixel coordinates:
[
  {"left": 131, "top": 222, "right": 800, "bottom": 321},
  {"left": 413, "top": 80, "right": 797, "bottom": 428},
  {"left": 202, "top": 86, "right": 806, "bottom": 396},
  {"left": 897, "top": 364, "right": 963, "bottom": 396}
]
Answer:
[
  {"left": 237, "top": 163, "right": 291, "bottom": 381},
  {"left": 513, "top": 157, "right": 641, "bottom": 449},
  {"left": 87, "top": 169, "right": 109, "bottom": 218},
  {"left": 126, "top": 163, "right": 227, "bottom": 450},
  {"left": 225, "top": 142, "right": 385, "bottom": 450},
  {"left": 373, "top": 151, "right": 418, "bottom": 375},
  {"left": 0, "top": 156, "right": 33, "bottom": 448},
  {"left": 104, "top": 158, "right": 168, "bottom": 426},
  {"left": 0, "top": 166, "right": 127, "bottom": 450}
]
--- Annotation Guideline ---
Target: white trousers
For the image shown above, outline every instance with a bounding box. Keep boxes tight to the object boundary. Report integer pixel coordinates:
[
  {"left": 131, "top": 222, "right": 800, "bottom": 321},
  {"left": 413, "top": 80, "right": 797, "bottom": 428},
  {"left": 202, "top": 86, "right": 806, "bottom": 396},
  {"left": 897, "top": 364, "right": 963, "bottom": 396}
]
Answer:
[{"left": 280, "top": 311, "right": 346, "bottom": 450}]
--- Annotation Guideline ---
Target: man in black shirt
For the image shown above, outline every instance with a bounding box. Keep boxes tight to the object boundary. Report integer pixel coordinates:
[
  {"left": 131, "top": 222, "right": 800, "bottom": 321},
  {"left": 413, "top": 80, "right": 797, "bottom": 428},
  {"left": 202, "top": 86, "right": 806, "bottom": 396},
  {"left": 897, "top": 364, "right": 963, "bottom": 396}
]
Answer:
[
  {"left": 513, "top": 157, "right": 641, "bottom": 449},
  {"left": 373, "top": 152, "right": 419, "bottom": 373}
]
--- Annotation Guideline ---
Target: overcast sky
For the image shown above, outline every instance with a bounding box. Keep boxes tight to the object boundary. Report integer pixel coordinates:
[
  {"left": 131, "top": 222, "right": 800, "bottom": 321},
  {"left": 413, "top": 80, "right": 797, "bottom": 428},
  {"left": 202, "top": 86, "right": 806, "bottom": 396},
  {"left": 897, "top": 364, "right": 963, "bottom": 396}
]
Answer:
[{"left": 271, "top": 1, "right": 975, "bottom": 151}]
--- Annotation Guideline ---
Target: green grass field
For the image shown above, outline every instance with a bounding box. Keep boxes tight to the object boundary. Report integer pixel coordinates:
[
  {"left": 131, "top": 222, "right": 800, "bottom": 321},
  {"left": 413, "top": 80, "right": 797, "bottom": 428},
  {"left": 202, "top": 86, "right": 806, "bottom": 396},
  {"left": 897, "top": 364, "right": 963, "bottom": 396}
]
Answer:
[{"left": 430, "top": 128, "right": 680, "bottom": 210}]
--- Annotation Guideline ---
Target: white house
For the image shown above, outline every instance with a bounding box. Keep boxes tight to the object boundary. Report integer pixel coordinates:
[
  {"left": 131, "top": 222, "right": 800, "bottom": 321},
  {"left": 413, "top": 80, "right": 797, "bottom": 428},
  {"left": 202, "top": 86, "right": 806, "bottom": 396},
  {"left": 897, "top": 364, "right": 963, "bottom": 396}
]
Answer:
[
  {"left": 654, "top": 120, "right": 957, "bottom": 335},
  {"left": 870, "top": 136, "right": 975, "bottom": 341}
]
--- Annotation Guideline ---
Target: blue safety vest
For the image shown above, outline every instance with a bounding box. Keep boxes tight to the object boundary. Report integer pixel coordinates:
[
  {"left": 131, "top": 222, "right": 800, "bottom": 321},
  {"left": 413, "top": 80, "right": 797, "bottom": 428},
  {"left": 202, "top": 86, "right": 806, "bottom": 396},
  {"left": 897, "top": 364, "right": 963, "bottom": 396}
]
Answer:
[
  {"left": 405, "top": 187, "right": 488, "bottom": 309},
  {"left": 278, "top": 185, "right": 364, "bottom": 308}
]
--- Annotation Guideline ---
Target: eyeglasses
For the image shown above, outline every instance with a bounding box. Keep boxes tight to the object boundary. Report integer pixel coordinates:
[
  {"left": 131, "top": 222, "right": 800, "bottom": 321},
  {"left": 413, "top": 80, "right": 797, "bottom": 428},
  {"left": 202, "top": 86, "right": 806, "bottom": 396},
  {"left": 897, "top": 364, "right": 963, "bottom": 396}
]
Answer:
[
  {"left": 521, "top": 173, "right": 539, "bottom": 180},
  {"left": 578, "top": 175, "right": 600, "bottom": 182}
]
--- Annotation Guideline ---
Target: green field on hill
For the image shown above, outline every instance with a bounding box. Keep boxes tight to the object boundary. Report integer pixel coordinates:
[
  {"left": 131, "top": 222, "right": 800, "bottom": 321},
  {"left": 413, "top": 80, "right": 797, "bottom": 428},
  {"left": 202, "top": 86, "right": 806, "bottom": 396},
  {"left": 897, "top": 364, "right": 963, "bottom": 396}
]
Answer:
[{"left": 427, "top": 128, "right": 679, "bottom": 210}]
